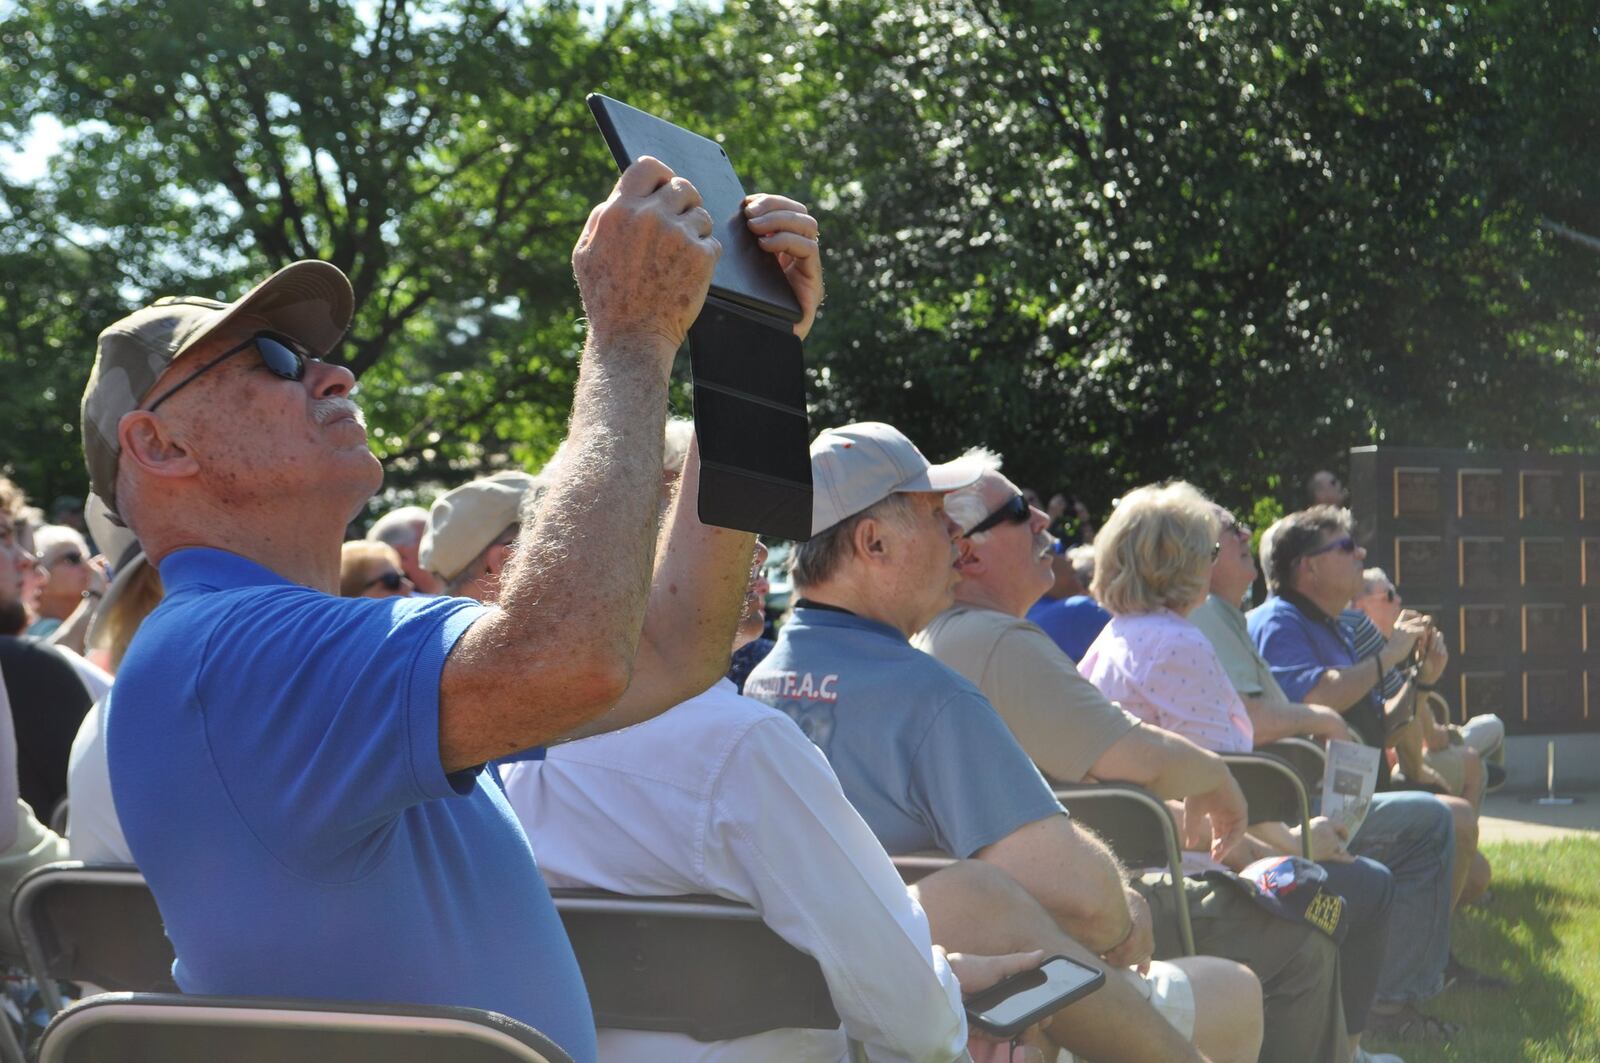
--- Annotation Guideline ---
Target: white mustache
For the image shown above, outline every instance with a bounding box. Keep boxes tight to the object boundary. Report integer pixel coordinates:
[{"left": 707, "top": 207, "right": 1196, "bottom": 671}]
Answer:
[{"left": 312, "top": 397, "right": 366, "bottom": 428}]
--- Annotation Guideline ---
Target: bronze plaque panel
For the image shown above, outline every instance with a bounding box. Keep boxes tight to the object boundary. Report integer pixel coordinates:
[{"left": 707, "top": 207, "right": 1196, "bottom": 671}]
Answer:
[
  {"left": 1588, "top": 606, "right": 1600, "bottom": 653},
  {"left": 1524, "top": 670, "right": 1581, "bottom": 726},
  {"left": 1521, "top": 538, "right": 1566, "bottom": 586},
  {"left": 1394, "top": 536, "right": 1445, "bottom": 587},
  {"left": 1584, "top": 538, "right": 1600, "bottom": 585},
  {"left": 1460, "top": 672, "right": 1507, "bottom": 720},
  {"left": 1523, "top": 604, "right": 1573, "bottom": 655},
  {"left": 1520, "top": 470, "right": 1566, "bottom": 520},
  {"left": 1458, "top": 469, "right": 1504, "bottom": 519},
  {"left": 1459, "top": 605, "right": 1507, "bottom": 657},
  {"left": 1583, "top": 472, "right": 1600, "bottom": 521},
  {"left": 1393, "top": 468, "right": 1442, "bottom": 518},
  {"left": 1458, "top": 537, "right": 1505, "bottom": 589}
]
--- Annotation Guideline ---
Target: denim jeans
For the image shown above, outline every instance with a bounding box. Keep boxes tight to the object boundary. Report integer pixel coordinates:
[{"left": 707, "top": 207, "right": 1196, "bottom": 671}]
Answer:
[
  {"left": 1346, "top": 790, "right": 1455, "bottom": 1004},
  {"left": 1320, "top": 855, "right": 1395, "bottom": 1032}
]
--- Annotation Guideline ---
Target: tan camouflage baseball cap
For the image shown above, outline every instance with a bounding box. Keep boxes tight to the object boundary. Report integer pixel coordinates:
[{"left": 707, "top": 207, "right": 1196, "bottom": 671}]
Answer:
[
  {"left": 80, "top": 260, "right": 355, "bottom": 518},
  {"left": 419, "top": 471, "right": 544, "bottom": 584}
]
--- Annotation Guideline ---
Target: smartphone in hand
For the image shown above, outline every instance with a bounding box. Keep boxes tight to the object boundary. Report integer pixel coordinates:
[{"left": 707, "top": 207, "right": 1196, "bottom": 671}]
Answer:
[{"left": 965, "top": 955, "right": 1106, "bottom": 1039}]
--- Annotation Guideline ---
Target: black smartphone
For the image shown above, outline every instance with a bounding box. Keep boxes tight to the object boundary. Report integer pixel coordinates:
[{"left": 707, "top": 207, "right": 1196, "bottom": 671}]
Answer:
[{"left": 964, "top": 955, "right": 1106, "bottom": 1039}]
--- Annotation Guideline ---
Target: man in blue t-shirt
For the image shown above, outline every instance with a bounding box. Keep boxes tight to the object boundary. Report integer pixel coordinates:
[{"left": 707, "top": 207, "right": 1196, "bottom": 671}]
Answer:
[
  {"left": 748, "top": 423, "right": 1266, "bottom": 1063},
  {"left": 78, "top": 164, "right": 823, "bottom": 1062},
  {"left": 1249, "top": 505, "right": 1465, "bottom": 1044}
]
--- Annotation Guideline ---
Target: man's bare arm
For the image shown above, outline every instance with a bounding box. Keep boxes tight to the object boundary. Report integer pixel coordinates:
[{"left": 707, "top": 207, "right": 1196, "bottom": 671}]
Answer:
[
  {"left": 438, "top": 157, "right": 718, "bottom": 772},
  {"left": 976, "top": 815, "right": 1134, "bottom": 955},
  {"left": 557, "top": 439, "right": 755, "bottom": 741},
  {"left": 1239, "top": 693, "right": 1350, "bottom": 743}
]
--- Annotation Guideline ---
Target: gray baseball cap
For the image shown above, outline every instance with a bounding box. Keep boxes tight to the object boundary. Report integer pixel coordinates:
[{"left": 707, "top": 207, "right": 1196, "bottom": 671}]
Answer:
[
  {"left": 80, "top": 260, "right": 355, "bottom": 518},
  {"left": 809, "top": 422, "right": 984, "bottom": 536},
  {"left": 420, "top": 471, "right": 544, "bottom": 583}
]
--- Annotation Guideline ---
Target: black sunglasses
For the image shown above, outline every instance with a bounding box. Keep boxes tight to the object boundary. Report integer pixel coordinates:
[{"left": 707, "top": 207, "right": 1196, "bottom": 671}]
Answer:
[
  {"left": 51, "top": 551, "right": 85, "bottom": 567},
  {"left": 144, "top": 331, "right": 313, "bottom": 413},
  {"left": 963, "top": 493, "right": 1031, "bottom": 538},
  {"left": 1303, "top": 535, "right": 1358, "bottom": 559},
  {"left": 364, "top": 571, "right": 407, "bottom": 593},
  {"left": 1220, "top": 517, "right": 1251, "bottom": 539}
]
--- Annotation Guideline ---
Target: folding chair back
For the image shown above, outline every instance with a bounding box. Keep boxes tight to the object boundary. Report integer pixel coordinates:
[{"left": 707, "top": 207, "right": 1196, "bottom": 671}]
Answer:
[
  {"left": 1260, "top": 738, "right": 1326, "bottom": 795},
  {"left": 1220, "top": 753, "right": 1313, "bottom": 856},
  {"left": 12, "top": 862, "right": 176, "bottom": 1015},
  {"left": 552, "top": 889, "right": 839, "bottom": 1042},
  {"left": 1054, "top": 784, "right": 1196, "bottom": 956},
  {"left": 35, "top": 992, "right": 573, "bottom": 1063}
]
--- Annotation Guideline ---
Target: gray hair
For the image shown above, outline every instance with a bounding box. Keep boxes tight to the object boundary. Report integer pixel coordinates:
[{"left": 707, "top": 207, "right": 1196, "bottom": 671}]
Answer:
[
  {"left": 1263, "top": 505, "right": 1353, "bottom": 595},
  {"left": 792, "top": 492, "right": 918, "bottom": 590},
  {"left": 1361, "top": 566, "right": 1392, "bottom": 595},
  {"left": 943, "top": 448, "right": 1006, "bottom": 537},
  {"left": 1066, "top": 544, "right": 1096, "bottom": 587},
  {"left": 367, "top": 506, "right": 429, "bottom": 548}
]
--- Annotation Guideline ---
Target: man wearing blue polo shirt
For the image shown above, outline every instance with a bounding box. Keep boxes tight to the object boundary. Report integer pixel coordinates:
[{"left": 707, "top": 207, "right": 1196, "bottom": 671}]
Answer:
[
  {"left": 1248, "top": 506, "right": 1461, "bottom": 1046},
  {"left": 77, "top": 162, "right": 822, "bottom": 1062}
]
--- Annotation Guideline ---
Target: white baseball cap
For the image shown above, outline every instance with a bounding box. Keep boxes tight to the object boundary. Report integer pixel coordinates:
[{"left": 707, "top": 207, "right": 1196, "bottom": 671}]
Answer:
[
  {"left": 419, "top": 471, "right": 543, "bottom": 582},
  {"left": 809, "top": 422, "right": 984, "bottom": 536}
]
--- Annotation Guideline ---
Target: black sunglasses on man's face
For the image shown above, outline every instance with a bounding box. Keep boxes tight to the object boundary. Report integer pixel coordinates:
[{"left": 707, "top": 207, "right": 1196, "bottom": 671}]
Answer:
[
  {"left": 1302, "top": 535, "right": 1358, "bottom": 559},
  {"left": 364, "top": 570, "right": 407, "bottom": 593},
  {"left": 143, "top": 331, "right": 314, "bottom": 413},
  {"left": 963, "top": 493, "right": 1032, "bottom": 538}
]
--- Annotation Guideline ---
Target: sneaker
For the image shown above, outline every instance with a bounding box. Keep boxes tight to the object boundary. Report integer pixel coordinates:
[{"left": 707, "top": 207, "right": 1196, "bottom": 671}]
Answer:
[
  {"left": 1353, "top": 1050, "right": 1405, "bottom": 1063},
  {"left": 1485, "top": 762, "right": 1507, "bottom": 793}
]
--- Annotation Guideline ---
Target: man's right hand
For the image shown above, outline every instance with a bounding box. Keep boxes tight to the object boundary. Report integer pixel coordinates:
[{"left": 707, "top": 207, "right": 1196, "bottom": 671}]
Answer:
[
  {"left": 571, "top": 155, "right": 720, "bottom": 361},
  {"left": 1303, "top": 816, "right": 1354, "bottom": 863},
  {"left": 1380, "top": 613, "right": 1430, "bottom": 669}
]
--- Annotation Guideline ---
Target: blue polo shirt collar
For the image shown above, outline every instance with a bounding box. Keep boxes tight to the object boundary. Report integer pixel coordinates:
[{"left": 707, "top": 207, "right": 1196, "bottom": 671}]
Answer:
[
  {"left": 791, "top": 603, "right": 908, "bottom": 646},
  {"left": 158, "top": 548, "right": 299, "bottom": 592}
]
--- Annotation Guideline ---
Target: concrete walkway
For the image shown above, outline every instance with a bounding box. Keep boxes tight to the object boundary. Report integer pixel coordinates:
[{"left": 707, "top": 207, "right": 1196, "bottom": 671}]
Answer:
[{"left": 1478, "top": 788, "right": 1600, "bottom": 844}]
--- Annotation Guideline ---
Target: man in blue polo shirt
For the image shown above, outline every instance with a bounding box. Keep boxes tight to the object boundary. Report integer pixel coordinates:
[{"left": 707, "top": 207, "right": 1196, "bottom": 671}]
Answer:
[
  {"left": 1248, "top": 506, "right": 1462, "bottom": 1045},
  {"left": 78, "top": 163, "right": 822, "bottom": 1061}
]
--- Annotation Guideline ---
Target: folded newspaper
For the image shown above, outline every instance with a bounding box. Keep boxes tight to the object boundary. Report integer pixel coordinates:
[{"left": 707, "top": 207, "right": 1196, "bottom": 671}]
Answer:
[{"left": 1321, "top": 739, "right": 1381, "bottom": 840}]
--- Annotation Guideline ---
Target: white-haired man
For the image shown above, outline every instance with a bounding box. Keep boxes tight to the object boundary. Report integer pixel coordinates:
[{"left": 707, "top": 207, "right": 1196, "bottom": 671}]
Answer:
[
  {"left": 746, "top": 422, "right": 1265, "bottom": 1063},
  {"left": 918, "top": 462, "right": 1353, "bottom": 1063},
  {"left": 80, "top": 159, "right": 821, "bottom": 1062},
  {"left": 367, "top": 504, "right": 443, "bottom": 595}
]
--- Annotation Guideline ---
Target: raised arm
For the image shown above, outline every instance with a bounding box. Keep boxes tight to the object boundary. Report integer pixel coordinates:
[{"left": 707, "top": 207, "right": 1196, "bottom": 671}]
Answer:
[{"left": 438, "top": 157, "right": 719, "bottom": 772}]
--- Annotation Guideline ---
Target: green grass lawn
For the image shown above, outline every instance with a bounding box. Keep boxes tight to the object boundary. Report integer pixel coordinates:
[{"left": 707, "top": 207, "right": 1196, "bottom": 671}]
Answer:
[{"left": 1364, "top": 837, "right": 1600, "bottom": 1062}]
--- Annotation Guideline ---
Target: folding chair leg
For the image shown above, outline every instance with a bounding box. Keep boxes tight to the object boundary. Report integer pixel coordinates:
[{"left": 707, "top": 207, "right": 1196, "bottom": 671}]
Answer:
[
  {"left": 0, "top": 1008, "right": 25, "bottom": 1063},
  {"left": 1174, "top": 885, "right": 1197, "bottom": 957}
]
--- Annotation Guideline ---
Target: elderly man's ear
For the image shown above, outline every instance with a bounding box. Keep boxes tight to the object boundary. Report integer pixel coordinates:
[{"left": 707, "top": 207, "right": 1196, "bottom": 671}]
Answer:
[
  {"left": 119, "top": 412, "right": 200, "bottom": 480},
  {"left": 954, "top": 538, "right": 984, "bottom": 573}
]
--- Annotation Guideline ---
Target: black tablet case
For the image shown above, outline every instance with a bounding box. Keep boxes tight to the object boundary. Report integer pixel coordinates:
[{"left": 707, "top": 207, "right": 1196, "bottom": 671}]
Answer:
[{"left": 588, "top": 93, "right": 813, "bottom": 541}]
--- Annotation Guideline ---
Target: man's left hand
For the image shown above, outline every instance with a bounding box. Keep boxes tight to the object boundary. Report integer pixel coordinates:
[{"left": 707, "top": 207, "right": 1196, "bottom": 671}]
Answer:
[
  {"left": 1185, "top": 772, "right": 1249, "bottom": 862},
  {"left": 743, "top": 194, "right": 822, "bottom": 339}
]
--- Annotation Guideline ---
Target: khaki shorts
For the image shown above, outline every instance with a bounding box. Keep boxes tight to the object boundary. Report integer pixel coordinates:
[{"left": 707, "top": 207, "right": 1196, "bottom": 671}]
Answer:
[{"left": 1055, "top": 960, "right": 1195, "bottom": 1062}]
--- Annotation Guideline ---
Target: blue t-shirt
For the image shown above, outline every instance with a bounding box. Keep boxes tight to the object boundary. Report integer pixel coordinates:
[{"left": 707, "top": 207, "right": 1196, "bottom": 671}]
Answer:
[
  {"left": 743, "top": 606, "right": 1063, "bottom": 858},
  {"left": 1025, "top": 595, "right": 1112, "bottom": 662},
  {"left": 109, "top": 549, "right": 596, "bottom": 1062}
]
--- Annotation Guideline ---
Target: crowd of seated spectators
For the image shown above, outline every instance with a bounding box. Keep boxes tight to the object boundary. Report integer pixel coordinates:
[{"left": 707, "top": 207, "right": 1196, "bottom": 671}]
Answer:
[{"left": 0, "top": 160, "right": 1519, "bottom": 1063}]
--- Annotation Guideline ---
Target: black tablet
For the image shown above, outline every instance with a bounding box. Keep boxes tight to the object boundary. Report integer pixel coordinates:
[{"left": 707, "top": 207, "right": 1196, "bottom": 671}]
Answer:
[{"left": 587, "top": 93, "right": 803, "bottom": 324}]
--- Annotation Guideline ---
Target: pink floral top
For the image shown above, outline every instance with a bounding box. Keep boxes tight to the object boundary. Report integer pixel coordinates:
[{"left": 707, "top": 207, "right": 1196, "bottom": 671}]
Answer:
[{"left": 1078, "top": 609, "right": 1255, "bottom": 753}]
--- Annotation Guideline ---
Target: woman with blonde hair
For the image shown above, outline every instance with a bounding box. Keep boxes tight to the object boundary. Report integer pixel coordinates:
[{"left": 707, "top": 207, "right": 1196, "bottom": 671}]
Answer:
[
  {"left": 339, "top": 541, "right": 414, "bottom": 599},
  {"left": 1081, "top": 482, "right": 1404, "bottom": 1062},
  {"left": 1081, "top": 481, "right": 1252, "bottom": 752}
]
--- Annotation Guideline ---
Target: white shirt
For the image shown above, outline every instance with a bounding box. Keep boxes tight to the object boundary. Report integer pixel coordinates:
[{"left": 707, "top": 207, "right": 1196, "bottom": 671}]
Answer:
[
  {"left": 67, "top": 697, "right": 132, "bottom": 863},
  {"left": 504, "top": 679, "right": 968, "bottom": 1063}
]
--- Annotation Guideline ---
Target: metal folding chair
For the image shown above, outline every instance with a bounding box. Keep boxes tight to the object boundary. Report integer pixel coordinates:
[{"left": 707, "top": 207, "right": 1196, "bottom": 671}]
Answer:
[
  {"left": 889, "top": 783, "right": 1197, "bottom": 957},
  {"left": 35, "top": 992, "right": 573, "bottom": 1063},
  {"left": 1220, "top": 752, "right": 1314, "bottom": 856},
  {"left": 1260, "top": 737, "right": 1326, "bottom": 795},
  {"left": 11, "top": 862, "right": 176, "bottom": 1016}
]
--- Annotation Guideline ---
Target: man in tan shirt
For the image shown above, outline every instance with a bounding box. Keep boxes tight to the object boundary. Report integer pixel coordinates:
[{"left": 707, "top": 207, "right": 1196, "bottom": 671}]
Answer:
[{"left": 915, "top": 460, "right": 1354, "bottom": 1063}]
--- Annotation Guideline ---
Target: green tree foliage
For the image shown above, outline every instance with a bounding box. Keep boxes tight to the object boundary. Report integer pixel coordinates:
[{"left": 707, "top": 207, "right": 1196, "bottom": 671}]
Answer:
[
  {"left": 753, "top": 0, "right": 1600, "bottom": 513},
  {"left": 1, "top": 0, "right": 1597, "bottom": 526},
  {"left": 0, "top": 0, "right": 808, "bottom": 516}
]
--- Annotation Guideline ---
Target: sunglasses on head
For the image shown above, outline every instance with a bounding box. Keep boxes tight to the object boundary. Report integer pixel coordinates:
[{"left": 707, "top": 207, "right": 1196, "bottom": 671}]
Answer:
[
  {"left": 143, "top": 331, "right": 314, "bottom": 413},
  {"left": 1220, "top": 516, "right": 1251, "bottom": 539},
  {"left": 963, "top": 493, "right": 1031, "bottom": 538},
  {"left": 364, "top": 571, "right": 406, "bottom": 592},
  {"left": 1303, "top": 535, "right": 1358, "bottom": 559}
]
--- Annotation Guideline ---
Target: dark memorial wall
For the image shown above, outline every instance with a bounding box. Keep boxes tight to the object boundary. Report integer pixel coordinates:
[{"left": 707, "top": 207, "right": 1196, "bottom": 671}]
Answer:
[{"left": 1349, "top": 446, "right": 1599, "bottom": 736}]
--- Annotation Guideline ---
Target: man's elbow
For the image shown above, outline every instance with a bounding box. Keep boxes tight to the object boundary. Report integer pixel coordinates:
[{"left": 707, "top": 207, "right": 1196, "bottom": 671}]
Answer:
[{"left": 562, "top": 651, "right": 634, "bottom": 718}]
